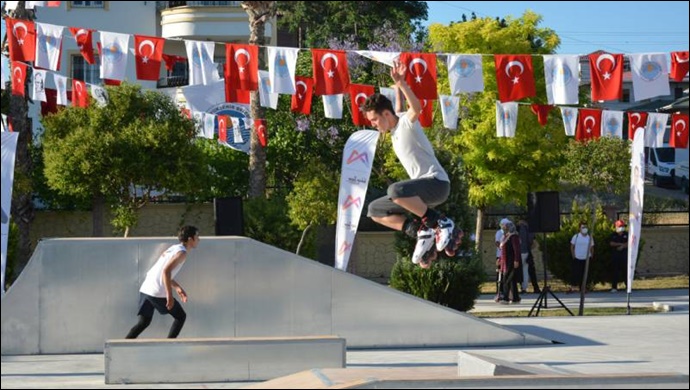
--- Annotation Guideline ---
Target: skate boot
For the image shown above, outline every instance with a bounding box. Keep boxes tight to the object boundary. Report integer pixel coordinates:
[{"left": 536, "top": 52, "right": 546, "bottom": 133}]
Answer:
[{"left": 411, "top": 227, "right": 435, "bottom": 265}]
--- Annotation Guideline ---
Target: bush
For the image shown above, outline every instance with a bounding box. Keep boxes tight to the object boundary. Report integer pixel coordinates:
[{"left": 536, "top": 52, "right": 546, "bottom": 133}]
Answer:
[
  {"left": 389, "top": 252, "right": 485, "bottom": 312},
  {"left": 538, "top": 201, "right": 644, "bottom": 288},
  {"left": 243, "top": 196, "right": 311, "bottom": 257}
]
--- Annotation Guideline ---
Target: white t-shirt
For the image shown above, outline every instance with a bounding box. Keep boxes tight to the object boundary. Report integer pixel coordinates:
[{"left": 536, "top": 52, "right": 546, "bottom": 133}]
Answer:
[
  {"left": 570, "top": 233, "right": 594, "bottom": 260},
  {"left": 495, "top": 229, "right": 504, "bottom": 258},
  {"left": 140, "top": 244, "right": 187, "bottom": 298},
  {"left": 390, "top": 114, "right": 449, "bottom": 182}
]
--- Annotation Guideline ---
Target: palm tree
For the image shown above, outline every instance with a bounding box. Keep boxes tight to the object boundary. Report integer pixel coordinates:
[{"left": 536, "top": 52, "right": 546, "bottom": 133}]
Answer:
[
  {"left": 241, "top": 1, "right": 276, "bottom": 198},
  {"left": 1, "top": 1, "right": 36, "bottom": 284}
]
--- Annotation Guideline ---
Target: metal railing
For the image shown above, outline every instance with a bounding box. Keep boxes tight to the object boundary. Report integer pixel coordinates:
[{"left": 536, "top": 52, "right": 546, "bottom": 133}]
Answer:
[{"left": 157, "top": 1, "right": 241, "bottom": 10}]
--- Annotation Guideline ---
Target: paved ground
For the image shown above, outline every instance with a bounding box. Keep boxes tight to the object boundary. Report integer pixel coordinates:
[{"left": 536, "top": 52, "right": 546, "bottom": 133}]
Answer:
[{"left": 2, "top": 289, "right": 688, "bottom": 389}]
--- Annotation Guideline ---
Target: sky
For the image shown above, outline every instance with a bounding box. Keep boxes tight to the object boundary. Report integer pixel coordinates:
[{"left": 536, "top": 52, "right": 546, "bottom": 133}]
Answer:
[{"left": 425, "top": 1, "right": 689, "bottom": 55}]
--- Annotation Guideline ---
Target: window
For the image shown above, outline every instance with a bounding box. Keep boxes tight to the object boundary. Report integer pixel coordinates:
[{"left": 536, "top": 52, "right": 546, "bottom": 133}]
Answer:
[
  {"left": 71, "top": 1, "right": 104, "bottom": 8},
  {"left": 72, "top": 55, "right": 101, "bottom": 85},
  {"left": 622, "top": 89, "right": 630, "bottom": 103}
]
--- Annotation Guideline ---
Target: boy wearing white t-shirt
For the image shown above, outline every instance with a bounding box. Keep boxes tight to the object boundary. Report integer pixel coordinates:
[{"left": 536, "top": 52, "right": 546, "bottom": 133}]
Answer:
[
  {"left": 569, "top": 222, "right": 594, "bottom": 293},
  {"left": 125, "top": 226, "right": 200, "bottom": 339}
]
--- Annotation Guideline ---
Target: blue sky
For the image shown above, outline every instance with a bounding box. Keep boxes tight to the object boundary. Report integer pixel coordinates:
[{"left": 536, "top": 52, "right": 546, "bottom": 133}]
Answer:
[{"left": 425, "top": 1, "right": 689, "bottom": 55}]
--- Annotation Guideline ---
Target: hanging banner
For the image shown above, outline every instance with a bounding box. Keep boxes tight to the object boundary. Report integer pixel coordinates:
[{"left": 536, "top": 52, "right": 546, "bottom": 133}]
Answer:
[
  {"left": 627, "top": 127, "right": 645, "bottom": 293},
  {"left": 2, "top": 132, "right": 19, "bottom": 296},
  {"left": 335, "top": 130, "right": 379, "bottom": 271}
]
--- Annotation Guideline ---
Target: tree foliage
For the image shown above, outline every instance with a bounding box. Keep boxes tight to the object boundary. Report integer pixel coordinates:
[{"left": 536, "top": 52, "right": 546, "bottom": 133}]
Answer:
[
  {"left": 428, "top": 12, "right": 566, "bottom": 211},
  {"left": 560, "top": 137, "right": 632, "bottom": 196},
  {"left": 277, "top": 1, "right": 428, "bottom": 48},
  {"left": 41, "top": 82, "right": 204, "bottom": 235}
]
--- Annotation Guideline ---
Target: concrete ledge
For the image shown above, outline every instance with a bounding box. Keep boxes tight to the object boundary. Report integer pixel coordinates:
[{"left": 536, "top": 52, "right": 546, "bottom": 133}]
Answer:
[
  {"left": 457, "top": 351, "right": 559, "bottom": 376},
  {"left": 104, "top": 336, "right": 346, "bottom": 384}
]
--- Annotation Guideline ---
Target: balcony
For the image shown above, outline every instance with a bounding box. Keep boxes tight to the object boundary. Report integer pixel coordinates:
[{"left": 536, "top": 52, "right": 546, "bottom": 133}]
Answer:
[{"left": 159, "top": 1, "right": 273, "bottom": 43}]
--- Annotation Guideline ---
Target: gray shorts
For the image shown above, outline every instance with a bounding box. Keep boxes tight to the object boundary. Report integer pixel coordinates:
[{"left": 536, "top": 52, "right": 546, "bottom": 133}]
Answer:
[{"left": 367, "top": 178, "right": 450, "bottom": 218}]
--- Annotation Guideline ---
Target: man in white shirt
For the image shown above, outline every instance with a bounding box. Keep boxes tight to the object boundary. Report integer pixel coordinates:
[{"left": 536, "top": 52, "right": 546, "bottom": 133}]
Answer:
[
  {"left": 125, "top": 225, "right": 200, "bottom": 339},
  {"left": 364, "top": 62, "right": 460, "bottom": 268},
  {"left": 569, "top": 221, "right": 594, "bottom": 293}
]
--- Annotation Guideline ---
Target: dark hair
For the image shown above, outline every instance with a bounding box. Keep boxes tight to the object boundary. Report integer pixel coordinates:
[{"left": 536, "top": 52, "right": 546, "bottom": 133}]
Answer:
[
  {"left": 579, "top": 221, "right": 587, "bottom": 228},
  {"left": 178, "top": 225, "right": 199, "bottom": 243},
  {"left": 363, "top": 93, "right": 394, "bottom": 116}
]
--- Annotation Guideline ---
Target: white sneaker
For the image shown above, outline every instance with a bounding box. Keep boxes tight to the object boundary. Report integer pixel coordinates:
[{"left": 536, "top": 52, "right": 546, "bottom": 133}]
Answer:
[
  {"left": 435, "top": 217, "right": 455, "bottom": 251},
  {"left": 412, "top": 227, "right": 435, "bottom": 264}
]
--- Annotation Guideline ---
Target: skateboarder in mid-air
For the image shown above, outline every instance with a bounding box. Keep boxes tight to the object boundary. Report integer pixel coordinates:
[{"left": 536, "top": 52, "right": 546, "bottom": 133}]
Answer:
[{"left": 363, "top": 61, "right": 462, "bottom": 268}]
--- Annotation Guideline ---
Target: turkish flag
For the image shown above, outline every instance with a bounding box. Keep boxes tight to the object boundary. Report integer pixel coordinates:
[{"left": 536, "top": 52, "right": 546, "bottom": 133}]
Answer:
[
  {"left": 224, "top": 85, "right": 251, "bottom": 104},
  {"left": 418, "top": 99, "right": 434, "bottom": 128},
  {"left": 400, "top": 52, "right": 438, "bottom": 100},
  {"left": 670, "top": 51, "right": 689, "bottom": 82},
  {"left": 576, "top": 108, "right": 602, "bottom": 141},
  {"left": 255, "top": 119, "right": 268, "bottom": 148},
  {"left": 349, "top": 84, "right": 375, "bottom": 126},
  {"left": 41, "top": 88, "right": 59, "bottom": 116},
  {"left": 312, "top": 49, "right": 350, "bottom": 95},
  {"left": 671, "top": 113, "right": 689, "bottom": 148},
  {"left": 69, "top": 27, "right": 95, "bottom": 65},
  {"left": 162, "top": 54, "right": 184, "bottom": 72},
  {"left": 11, "top": 61, "right": 27, "bottom": 97},
  {"left": 530, "top": 104, "right": 554, "bottom": 126},
  {"left": 218, "top": 115, "right": 229, "bottom": 143},
  {"left": 291, "top": 76, "right": 314, "bottom": 115},
  {"left": 72, "top": 79, "right": 88, "bottom": 108},
  {"left": 47, "top": 1, "right": 62, "bottom": 7},
  {"left": 627, "top": 111, "right": 648, "bottom": 140},
  {"left": 494, "top": 54, "right": 536, "bottom": 102},
  {"left": 6, "top": 18, "right": 36, "bottom": 62},
  {"left": 589, "top": 52, "right": 623, "bottom": 101},
  {"left": 225, "top": 44, "right": 259, "bottom": 91},
  {"left": 134, "top": 35, "right": 164, "bottom": 81}
]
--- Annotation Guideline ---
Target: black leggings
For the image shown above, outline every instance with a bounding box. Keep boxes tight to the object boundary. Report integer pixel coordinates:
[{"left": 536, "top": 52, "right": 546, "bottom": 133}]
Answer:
[{"left": 126, "top": 301, "right": 187, "bottom": 339}]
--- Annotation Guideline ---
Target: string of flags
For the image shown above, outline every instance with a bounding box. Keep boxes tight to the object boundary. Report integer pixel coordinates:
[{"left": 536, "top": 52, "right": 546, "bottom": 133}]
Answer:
[{"left": 2, "top": 15, "right": 689, "bottom": 149}]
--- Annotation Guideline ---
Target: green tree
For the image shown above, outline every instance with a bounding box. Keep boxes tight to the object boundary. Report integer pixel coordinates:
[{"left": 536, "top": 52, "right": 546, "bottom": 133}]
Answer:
[
  {"left": 286, "top": 159, "right": 339, "bottom": 255},
  {"left": 428, "top": 12, "right": 566, "bottom": 249},
  {"left": 41, "top": 83, "right": 203, "bottom": 236},
  {"left": 560, "top": 137, "right": 632, "bottom": 196},
  {"left": 1, "top": 1, "right": 36, "bottom": 283},
  {"left": 277, "top": 1, "right": 428, "bottom": 48}
]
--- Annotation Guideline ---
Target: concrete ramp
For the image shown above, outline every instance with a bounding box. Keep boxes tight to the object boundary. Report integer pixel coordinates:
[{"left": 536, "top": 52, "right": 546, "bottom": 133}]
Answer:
[{"left": 2, "top": 237, "right": 549, "bottom": 354}]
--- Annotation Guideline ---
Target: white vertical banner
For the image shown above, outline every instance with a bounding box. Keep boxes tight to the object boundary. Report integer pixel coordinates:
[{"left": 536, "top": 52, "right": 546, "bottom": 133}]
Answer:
[
  {"left": 335, "top": 130, "right": 379, "bottom": 271},
  {"left": 645, "top": 113, "right": 669, "bottom": 148},
  {"left": 32, "top": 69, "right": 47, "bottom": 102},
  {"left": 627, "top": 128, "right": 646, "bottom": 294},
  {"left": 99, "top": 31, "right": 130, "bottom": 81},
  {"left": 447, "top": 54, "right": 484, "bottom": 94},
  {"left": 560, "top": 107, "right": 578, "bottom": 136},
  {"left": 267, "top": 46, "right": 299, "bottom": 94},
  {"left": 601, "top": 110, "right": 624, "bottom": 138},
  {"left": 258, "top": 70, "right": 279, "bottom": 109},
  {"left": 543, "top": 54, "right": 580, "bottom": 105},
  {"left": 628, "top": 53, "right": 670, "bottom": 101},
  {"left": 439, "top": 94, "right": 460, "bottom": 130},
  {"left": 35, "top": 22, "right": 64, "bottom": 71},
  {"left": 323, "top": 94, "right": 344, "bottom": 119},
  {"left": 1, "top": 132, "right": 19, "bottom": 296},
  {"left": 496, "top": 101, "right": 518, "bottom": 138}
]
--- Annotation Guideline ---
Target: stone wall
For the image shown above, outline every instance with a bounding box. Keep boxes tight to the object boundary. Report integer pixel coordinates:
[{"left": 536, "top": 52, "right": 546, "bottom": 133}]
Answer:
[{"left": 29, "top": 204, "right": 688, "bottom": 282}]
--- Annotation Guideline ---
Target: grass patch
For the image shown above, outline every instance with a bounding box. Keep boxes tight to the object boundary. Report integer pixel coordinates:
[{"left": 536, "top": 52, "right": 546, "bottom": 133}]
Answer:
[
  {"left": 479, "top": 275, "right": 689, "bottom": 294},
  {"left": 472, "top": 306, "right": 661, "bottom": 318}
]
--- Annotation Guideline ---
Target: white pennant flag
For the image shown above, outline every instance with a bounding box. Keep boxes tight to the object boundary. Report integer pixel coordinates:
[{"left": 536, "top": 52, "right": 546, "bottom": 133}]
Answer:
[
  {"left": 89, "top": 84, "right": 109, "bottom": 107},
  {"left": 267, "top": 46, "right": 298, "bottom": 94},
  {"left": 601, "top": 110, "right": 624, "bottom": 138},
  {"left": 629, "top": 53, "right": 670, "bottom": 101},
  {"left": 354, "top": 50, "right": 400, "bottom": 67},
  {"left": 53, "top": 73, "right": 68, "bottom": 106},
  {"left": 496, "top": 101, "right": 518, "bottom": 138},
  {"left": 26, "top": 1, "right": 45, "bottom": 8},
  {"left": 185, "top": 40, "right": 219, "bottom": 86},
  {"left": 181, "top": 80, "right": 225, "bottom": 113},
  {"left": 192, "top": 111, "right": 205, "bottom": 138},
  {"left": 645, "top": 113, "right": 669, "bottom": 148},
  {"left": 379, "top": 87, "right": 397, "bottom": 111},
  {"left": 32, "top": 69, "right": 47, "bottom": 102},
  {"left": 627, "top": 127, "right": 645, "bottom": 293},
  {"left": 561, "top": 107, "right": 578, "bottom": 136},
  {"left": 100, "top": 32, "right": 130, "bottom": 81},
  {"left": 335, "top": 130, "right": 380, "bottom": 271},
  {"left": 323, "top": 94, "right": 344, "bottom": 119},
  {"left": 258, "top": 70, "right": 279, "bottom": 109},
  {"left": 35, "top": 23, "right": 63, "bottom": 71},
  {"left": 447, "top": 54, "right": 484, "bottom": 94},
  {"left": 231, "top": 117, "right": 243, "bottom": 144},
  {"left": 544, "top": 55, "right": 580, "bottom": 105},
  {"left": 203, "top": 113, "right": 216, "bottom": 140},
  {"left": 1, "top": 114, "right": 8, "bottom": 132},
  {"left": 4, "top": 2, "right": 19, "bottom": 10},
  {"left": 439, "top": 95, "right": 460, "bottom": 130}
]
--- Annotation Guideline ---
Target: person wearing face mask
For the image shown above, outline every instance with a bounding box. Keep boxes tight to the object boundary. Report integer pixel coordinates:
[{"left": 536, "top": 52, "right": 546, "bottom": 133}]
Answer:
[
  {"left": 569, "top": 221, "right": 594, "bottom": 293},
  {"left": 609, "top": 220, "right": 629, "bottom": 292}
]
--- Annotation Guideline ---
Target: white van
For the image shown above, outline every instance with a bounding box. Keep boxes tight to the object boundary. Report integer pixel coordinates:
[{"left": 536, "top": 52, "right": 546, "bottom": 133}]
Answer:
[
  {"left": 645, "top": 147, "right": 676, "bottom": 187},
  {"left": 675, "top": 161, "right": 689, "bottom": 194}
]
